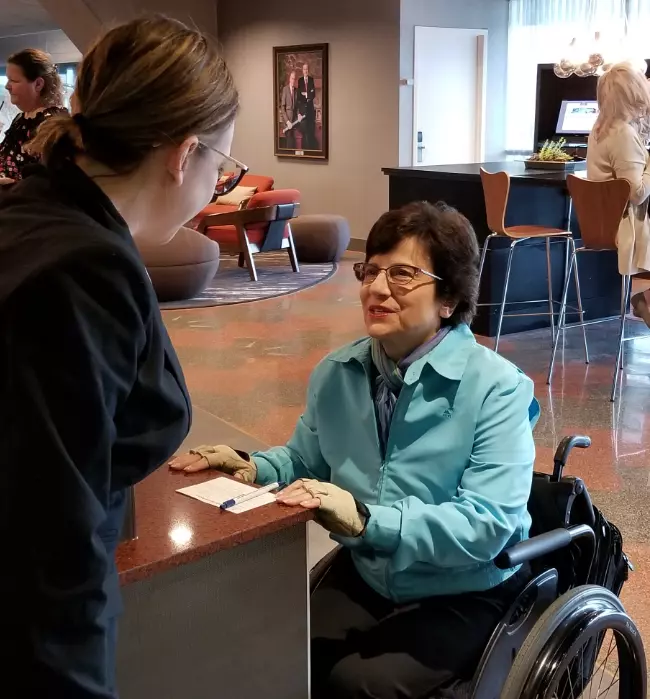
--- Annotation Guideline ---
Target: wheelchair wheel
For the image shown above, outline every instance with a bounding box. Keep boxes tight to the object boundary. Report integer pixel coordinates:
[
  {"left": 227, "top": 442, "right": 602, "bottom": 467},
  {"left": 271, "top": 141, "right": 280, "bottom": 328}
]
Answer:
[{"left": 500, "top": 586, "right": 646, "bottom": 699}]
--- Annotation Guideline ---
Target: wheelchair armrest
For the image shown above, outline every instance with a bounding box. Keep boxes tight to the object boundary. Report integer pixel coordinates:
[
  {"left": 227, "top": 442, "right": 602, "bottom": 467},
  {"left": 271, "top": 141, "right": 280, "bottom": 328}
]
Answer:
[{"left": 495, "top": 524, "right": 595, "bottom": 570}]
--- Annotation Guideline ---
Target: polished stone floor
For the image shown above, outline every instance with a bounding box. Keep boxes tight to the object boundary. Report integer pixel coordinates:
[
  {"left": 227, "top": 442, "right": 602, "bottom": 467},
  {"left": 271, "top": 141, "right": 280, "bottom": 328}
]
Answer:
[{"left": 164, "top": 254, "right": 650, "bottom": 657}]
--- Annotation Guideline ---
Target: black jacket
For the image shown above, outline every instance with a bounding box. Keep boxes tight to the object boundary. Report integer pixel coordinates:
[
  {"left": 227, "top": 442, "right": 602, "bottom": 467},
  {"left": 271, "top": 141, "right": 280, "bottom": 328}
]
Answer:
[
  {"left": 0, "top": 163, "right": 191, "bottom": 697},
  {"left": 297, "top": 75, "right": 316, "bottom": 118}
]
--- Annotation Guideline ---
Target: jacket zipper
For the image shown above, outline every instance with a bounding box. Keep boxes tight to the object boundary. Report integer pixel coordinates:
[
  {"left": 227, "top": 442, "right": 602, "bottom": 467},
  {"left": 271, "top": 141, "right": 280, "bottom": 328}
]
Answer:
[
  {"left": 377, "top": 387, "right": 407, "bottom": 499},
  {"left": 377, "top": 387, "right": 408, "bottom": 602}
]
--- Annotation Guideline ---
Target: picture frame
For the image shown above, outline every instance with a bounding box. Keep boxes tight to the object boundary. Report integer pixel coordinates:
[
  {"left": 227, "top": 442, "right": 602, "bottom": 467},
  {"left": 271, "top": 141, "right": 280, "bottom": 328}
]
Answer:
[{"left": 273, "top": 43, "right": 329, "bottom": 160}]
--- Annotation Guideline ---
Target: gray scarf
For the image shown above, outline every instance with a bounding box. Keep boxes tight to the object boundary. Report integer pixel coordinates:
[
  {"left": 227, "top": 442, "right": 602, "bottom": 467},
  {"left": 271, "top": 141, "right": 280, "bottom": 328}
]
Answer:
[{"left": 371, "top": 327, "right": 451, "bottom": 452}]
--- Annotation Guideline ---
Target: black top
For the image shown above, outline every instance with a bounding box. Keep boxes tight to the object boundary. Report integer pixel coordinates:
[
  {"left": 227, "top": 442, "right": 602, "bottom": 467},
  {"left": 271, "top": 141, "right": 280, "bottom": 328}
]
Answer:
[
  {"left": 0, "top": 106, "right": 67, "bottom": 179},
  {"left": 297, "top": 75, "right": 316, "bottom": 117},
  {"left": 0, "top": 163, "right": 191, "bottom": 697},
  {"left": 382, "top": 160, "right": 587, "bottom": 187}
]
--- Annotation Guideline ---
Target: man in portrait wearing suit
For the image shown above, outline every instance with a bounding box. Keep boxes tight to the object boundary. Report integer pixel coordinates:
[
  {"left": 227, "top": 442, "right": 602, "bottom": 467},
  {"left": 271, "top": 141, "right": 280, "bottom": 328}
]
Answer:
[
  {"left": 280, "top": 70, "right": 301, "bottom": 149},
  {"left": 298, "top": 62, "right": 317, "bottom": 150}
]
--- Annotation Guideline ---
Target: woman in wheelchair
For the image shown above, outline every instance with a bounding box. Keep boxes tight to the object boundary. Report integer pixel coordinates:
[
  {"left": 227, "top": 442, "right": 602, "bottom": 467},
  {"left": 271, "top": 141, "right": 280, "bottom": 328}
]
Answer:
[{"left": 170, "top": 201, "right": 541, "bottom": 698}]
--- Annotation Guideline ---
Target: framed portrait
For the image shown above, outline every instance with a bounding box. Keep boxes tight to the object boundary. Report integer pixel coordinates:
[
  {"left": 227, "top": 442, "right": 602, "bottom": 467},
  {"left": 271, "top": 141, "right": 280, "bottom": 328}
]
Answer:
[{"left": 273, "top": 43, "right": 329, "bottom": 160}]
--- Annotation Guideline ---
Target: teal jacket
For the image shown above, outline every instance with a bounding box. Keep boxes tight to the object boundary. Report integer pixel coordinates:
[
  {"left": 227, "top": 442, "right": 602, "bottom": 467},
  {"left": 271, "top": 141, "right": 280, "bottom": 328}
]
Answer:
[{"left": 253, "top": 324, "right": 538, "bottom": 603}]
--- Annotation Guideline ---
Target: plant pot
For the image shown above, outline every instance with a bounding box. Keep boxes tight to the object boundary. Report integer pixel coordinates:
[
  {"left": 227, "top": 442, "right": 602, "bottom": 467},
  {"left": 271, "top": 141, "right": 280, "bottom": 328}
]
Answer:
[{"left": 524, "top": 159, "right": 584, "bottom": 171}]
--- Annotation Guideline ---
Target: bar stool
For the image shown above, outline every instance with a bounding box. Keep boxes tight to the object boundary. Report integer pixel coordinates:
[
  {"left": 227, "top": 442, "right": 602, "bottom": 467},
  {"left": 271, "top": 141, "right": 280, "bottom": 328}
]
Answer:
[
  {"left": 479, "top": 168, "right": 588, "bottom": 353},
  {"left": 547, "top": 175, "right": 646, "bottom": 402}
]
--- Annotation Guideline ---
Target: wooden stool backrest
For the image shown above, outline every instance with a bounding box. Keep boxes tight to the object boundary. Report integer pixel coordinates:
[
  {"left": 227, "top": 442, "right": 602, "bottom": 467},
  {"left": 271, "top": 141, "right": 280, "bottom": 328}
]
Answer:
[
  {"left": 480, "top": 168, "right": 510, "bottom": 235},
  {"left": 566, "top": 175, "right": 631, "bottom": 251}
]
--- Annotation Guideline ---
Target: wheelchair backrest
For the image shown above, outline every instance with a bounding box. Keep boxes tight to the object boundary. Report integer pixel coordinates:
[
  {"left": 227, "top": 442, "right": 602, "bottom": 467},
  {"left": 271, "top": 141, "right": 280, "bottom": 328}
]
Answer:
[
  {"left": 527, "top": 472, "right": 596, "bottom": 591},
  {"left": 529, "top": 472, "right": 596, "bottom": 535}
]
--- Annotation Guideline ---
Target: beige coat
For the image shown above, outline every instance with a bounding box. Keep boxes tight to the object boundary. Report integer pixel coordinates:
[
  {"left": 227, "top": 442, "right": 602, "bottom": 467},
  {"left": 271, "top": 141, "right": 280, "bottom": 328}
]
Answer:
[{"left": 587, "top": 120, "right": 650, "bottom": 274}]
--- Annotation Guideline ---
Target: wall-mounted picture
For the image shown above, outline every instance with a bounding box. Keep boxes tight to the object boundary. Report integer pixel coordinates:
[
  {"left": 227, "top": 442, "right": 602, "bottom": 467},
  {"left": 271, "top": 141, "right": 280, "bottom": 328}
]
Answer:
[{"left": 273, "top": 43, "right": 328, "bottom": 160}]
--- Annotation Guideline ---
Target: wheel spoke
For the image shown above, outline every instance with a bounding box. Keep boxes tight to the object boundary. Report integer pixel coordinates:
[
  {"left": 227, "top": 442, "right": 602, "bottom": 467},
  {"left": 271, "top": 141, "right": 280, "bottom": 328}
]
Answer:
[
  {"left": 596, "top": 667, "right": 619, "bottom": 699},
  {"left": 593, "top": 633, "right": 616, "bottom": 699},
  {"left": 578, "top": 643, "right": 586, "bottom": 698},
  {"left": 557, "top": 656, "right": 575, "bottom": 699},
  {"left": 567, "top": 660, "right": 577, "bottom": 699}
]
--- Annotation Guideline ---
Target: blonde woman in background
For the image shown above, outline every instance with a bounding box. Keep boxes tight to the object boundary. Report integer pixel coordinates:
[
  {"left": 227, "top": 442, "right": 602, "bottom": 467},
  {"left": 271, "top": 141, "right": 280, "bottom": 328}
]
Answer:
[{"left": 587, "top": 62, "right": 650, "bottom": 326}]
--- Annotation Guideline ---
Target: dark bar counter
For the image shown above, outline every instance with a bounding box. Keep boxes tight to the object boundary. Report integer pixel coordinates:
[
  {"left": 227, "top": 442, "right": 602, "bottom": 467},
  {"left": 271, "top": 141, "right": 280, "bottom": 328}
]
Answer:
[{"left": 382, "top": 162, "right": 620, "bottom": 336}]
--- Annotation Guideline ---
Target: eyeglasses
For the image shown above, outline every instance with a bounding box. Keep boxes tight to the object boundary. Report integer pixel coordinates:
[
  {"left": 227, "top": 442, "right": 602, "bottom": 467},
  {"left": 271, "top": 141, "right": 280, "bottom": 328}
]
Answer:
[
  {"left": 200, "top": 142, "right": 250, "bottom": 198},
  {"left": 353, "top": 262, "right": 442, "bottom": 286}
]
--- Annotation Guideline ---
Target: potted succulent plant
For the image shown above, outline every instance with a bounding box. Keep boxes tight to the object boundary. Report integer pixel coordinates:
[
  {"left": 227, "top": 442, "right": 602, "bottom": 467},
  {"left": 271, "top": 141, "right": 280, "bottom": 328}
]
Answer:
[{"left": 525, "top": 138, "right": 584, "bottom": 170}]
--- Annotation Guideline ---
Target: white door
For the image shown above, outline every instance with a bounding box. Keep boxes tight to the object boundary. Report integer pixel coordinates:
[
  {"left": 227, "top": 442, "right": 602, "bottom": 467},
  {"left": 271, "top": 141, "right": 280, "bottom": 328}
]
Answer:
[{"left": 413, "top": 26, "right": 487, "bottom": 166}]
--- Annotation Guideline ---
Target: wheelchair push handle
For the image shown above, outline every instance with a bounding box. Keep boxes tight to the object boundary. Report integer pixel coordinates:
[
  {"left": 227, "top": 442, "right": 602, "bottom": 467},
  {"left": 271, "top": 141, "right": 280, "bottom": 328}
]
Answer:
[
  {"left": 495, "top": 524, "right": 595, "bottom": 570},
  {"left": 552, "top": 435, "right": 591, "bottom": 481}
]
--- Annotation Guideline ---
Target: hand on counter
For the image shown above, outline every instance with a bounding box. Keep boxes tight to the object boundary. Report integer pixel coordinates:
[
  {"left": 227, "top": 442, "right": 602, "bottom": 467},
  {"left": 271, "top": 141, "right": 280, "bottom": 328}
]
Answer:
[
  {"left": 0, "top": 177, "right": 15, "bottom": 186},
  {"left": 276, "top": 479, "right": 366, "bottom": 537},
  {"left": 169, "top": 445, "right": 257, "bottom": 483}
]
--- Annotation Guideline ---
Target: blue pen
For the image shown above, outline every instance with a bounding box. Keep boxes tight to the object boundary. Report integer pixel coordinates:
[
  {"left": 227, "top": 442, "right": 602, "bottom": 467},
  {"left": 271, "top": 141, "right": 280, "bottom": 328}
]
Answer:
[{"left": 219, "top": 481, "right": 285, "bottom": 510}]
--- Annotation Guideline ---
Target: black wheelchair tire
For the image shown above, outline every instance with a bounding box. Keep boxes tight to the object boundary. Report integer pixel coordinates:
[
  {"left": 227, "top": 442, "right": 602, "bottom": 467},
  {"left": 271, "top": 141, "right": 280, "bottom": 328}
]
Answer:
[{"left": 500, "top": 585, "right": 644, "bottom": 699}]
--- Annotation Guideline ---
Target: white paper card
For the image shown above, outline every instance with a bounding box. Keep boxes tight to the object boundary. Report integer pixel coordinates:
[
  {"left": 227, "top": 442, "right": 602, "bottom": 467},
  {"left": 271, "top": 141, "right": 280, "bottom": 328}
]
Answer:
[{"left": 177, "top": 477, "right": 276, "bottom": 513}]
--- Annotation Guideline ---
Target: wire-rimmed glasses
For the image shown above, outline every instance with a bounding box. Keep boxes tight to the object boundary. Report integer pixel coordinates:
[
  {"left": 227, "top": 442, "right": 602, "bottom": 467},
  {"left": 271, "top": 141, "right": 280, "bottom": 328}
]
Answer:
[
  {"left": 353, "top": 262, "right": 442, "bottom": 286},
  {"left": 200, "top": 142, "right": 250, "bottom": 199}
]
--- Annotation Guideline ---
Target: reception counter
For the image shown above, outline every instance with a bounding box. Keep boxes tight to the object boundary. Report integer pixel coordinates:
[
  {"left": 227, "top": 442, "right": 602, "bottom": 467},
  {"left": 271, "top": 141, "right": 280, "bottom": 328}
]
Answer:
[
  {"left": 116, "top": 466, "right": 313, "bottom": 699},
  {"left": 382, "top": 162, "right": 620, "bottom": 336}
]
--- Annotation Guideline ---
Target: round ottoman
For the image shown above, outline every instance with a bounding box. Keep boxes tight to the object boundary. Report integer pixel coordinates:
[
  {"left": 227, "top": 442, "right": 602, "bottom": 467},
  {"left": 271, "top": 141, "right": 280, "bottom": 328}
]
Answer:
[
  {"left": 291, "top": 214, "right": 351, "bottom": 263},
  {"left": 137, "top": 226, "right": 220, "bottom": 302}
]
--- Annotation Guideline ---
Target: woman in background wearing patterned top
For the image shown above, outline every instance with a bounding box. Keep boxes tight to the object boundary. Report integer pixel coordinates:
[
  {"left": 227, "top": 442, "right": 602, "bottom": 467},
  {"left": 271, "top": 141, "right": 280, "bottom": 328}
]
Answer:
[{"left": 0, "top": 49, "right": 66, "bottom": 184}]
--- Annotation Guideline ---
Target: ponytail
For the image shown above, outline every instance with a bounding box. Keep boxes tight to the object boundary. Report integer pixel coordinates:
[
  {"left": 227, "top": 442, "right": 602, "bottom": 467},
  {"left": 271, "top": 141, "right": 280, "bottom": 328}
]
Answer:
[{"left": 24, "top": 113, "right": 83, "bottom": 165}]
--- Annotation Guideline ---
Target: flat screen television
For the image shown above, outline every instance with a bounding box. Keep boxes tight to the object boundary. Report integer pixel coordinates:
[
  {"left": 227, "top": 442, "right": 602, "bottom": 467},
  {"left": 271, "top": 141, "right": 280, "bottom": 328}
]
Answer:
[{"left": 556, "top": 100, "right": 599, "bottom": 135}]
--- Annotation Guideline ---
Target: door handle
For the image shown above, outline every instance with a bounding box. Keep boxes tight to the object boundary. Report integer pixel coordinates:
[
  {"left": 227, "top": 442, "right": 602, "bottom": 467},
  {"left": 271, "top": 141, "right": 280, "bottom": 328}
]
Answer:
[{"left": 417, "top": 130, "right": 425, "bottom": 163}]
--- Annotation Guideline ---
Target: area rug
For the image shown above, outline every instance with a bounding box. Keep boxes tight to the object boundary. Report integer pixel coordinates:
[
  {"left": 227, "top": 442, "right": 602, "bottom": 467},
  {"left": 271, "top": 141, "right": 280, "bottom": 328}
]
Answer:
[{"left": 159, "top": 252, "right": 337, "bottom": 310}]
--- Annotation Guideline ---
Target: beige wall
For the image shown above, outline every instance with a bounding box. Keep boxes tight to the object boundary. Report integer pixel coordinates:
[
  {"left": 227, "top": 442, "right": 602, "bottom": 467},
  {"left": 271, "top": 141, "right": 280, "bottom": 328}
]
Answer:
[
  {"left": 38, "top": 0, "right": 218, "bottom": 51},
  {"left": 218, "top": 0, "right": 401, "bottom": 241},
  {"left": 37, "top": 0, "right": 101, "bottom": 51},
  {"left": 0, "top": 29, "right": 81, "bottom": 65},
  {"left": 84, "top": 0, "right": 217, "bottom": 36}
]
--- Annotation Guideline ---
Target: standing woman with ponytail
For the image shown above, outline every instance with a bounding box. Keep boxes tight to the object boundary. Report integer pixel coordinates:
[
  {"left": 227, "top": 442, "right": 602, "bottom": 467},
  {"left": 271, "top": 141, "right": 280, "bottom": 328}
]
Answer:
[
  {"left": 0, "top": 15, "right": 239, "bottom": 698},
  {"left": 0, "top": 49, "right": 66, "bottom": 184}
]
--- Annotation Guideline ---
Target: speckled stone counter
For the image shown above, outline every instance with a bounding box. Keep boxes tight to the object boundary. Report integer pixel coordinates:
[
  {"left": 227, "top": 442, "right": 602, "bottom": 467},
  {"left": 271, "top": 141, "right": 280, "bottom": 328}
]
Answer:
[
  {"left": 116, "top": 467, "right": 313, "bottom": 699},
  {"left": 116, "top": 467, "right": 312, "bottom": 585}
]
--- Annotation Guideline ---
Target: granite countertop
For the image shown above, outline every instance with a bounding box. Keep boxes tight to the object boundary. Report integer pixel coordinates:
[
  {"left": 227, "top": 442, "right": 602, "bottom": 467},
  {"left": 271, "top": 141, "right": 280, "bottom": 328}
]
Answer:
[
  {"left": 117, "top": 468, "right": 313, "bottom": 586},
  {"left": 382, "top": 161, "right": 587, "bottom": 185}
]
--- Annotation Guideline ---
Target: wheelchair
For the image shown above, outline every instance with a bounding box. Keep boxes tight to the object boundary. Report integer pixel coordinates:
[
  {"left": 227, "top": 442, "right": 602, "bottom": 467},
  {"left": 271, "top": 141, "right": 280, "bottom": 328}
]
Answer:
[{"left": 310, "top": 436, "right": 647, "bottom": 699}]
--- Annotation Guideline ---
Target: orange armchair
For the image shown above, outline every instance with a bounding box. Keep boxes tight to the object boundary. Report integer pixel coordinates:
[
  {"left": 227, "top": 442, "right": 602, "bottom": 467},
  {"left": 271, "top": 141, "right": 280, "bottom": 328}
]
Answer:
[{"left": 199, "top": 189, "right": 301, "bottom": 282}]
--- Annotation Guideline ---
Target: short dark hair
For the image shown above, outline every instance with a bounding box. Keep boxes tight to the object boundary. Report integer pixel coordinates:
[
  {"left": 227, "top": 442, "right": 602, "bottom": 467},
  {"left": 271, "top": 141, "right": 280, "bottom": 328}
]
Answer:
[{"left": 365, "top": 201, "right": 479, "bottom": 327}]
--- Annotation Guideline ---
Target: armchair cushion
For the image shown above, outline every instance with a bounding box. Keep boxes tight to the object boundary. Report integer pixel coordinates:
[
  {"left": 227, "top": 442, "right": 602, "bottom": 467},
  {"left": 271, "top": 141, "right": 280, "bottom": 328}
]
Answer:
[
  {"left": 215, "top": 185, "right": 258, "bottom": 206},
  {"left": 246, "top": 188, "right": 300, "bottom": 209},
  {"left": 240, "top": 174, "right": 274, "bottom": 193}
]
